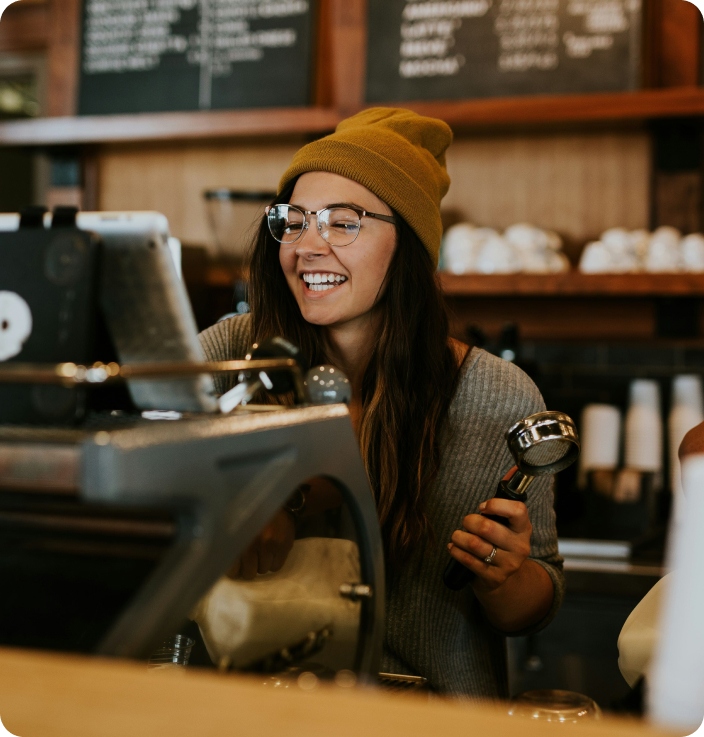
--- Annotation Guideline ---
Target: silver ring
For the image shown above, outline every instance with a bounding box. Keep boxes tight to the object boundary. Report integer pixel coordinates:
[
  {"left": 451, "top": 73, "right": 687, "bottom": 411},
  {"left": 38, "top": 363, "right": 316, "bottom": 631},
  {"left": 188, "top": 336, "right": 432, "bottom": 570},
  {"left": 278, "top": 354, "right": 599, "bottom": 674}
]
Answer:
[{"left": 484, "top": 546, "right": 498, "bottom": 565}]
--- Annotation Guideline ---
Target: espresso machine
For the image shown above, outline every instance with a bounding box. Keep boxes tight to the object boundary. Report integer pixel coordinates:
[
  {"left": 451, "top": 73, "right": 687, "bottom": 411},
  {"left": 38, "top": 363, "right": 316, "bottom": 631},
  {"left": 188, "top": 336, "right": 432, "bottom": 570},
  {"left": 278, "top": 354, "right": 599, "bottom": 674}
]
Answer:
[
  {"left": 0, "top": 209, "right": 384, "bottom": 682},
  {"left": 0, "top": 387, "right": 385, "bottom": 679}
]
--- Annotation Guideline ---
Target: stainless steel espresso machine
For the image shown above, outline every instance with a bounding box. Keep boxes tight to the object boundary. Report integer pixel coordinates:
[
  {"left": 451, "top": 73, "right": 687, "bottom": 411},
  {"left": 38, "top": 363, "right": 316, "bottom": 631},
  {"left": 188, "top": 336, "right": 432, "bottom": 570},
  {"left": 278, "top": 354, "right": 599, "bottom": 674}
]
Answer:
[
  {"left": 0, "top": 401, "right": 384, "bottom": 679},
  {"left": 0, "top": 209, "right": 384, "bottom": 683}
]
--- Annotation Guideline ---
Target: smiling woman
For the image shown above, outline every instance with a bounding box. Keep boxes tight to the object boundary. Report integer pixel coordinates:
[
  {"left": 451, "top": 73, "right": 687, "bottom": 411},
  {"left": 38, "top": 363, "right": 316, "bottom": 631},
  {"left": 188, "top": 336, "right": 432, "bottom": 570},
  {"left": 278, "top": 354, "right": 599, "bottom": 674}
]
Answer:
[
  {"left": 276, "top": 173, "right": 398, "bottom": 329},
  {"left": 198, "top": 108, "right": 564, "bottom": 700}
]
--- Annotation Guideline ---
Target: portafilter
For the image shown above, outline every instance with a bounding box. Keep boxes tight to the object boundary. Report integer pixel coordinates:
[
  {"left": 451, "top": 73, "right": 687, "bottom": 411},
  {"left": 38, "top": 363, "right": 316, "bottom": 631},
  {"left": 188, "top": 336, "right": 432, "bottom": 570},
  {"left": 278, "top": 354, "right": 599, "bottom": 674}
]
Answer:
[{"left": 443, "top": 411, "right": 579, "bottom": 591}]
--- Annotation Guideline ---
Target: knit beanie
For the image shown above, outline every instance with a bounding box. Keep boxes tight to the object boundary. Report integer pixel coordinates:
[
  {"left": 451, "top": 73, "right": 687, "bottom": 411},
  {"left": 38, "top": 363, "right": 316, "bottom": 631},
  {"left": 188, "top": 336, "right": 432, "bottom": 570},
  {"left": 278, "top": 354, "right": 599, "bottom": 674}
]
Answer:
[{"left": 278, "top": 108, "right": 452, "bottom": 267}]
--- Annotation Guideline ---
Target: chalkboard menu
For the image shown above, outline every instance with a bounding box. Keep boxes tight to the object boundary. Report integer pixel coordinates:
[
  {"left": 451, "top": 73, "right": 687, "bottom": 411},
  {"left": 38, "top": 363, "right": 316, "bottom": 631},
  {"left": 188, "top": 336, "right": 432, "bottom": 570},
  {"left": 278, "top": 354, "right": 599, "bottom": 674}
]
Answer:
[
  {"left": 366, "top": 0, "right": 641, "bottom": 102},
  {"left": 79, "top": 0, "right": 315, "bottom": 115}
]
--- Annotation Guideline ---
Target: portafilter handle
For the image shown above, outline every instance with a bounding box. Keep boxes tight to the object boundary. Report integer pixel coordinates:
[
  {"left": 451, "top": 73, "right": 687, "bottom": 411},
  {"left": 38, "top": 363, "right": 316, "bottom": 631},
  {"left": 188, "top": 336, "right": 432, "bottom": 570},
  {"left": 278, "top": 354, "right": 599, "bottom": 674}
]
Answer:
[{"left": 443, "top": 411, "right": 579, "bottom": 592}]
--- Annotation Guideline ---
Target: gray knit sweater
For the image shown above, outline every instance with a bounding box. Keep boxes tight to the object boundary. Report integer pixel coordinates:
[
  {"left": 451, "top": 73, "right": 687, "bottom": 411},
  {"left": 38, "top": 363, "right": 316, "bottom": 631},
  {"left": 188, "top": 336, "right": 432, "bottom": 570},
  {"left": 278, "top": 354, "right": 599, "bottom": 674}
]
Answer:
[{"left": 199, "top": 313, "right": 565, "bottom": 701}]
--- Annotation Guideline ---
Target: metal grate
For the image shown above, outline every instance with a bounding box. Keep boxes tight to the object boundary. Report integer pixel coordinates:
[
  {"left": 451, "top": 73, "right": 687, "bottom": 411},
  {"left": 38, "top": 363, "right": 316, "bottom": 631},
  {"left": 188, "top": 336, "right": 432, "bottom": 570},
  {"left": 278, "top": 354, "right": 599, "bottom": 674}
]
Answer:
[{"left": 523, "top": 438, "right": 572, "bottom": 467}]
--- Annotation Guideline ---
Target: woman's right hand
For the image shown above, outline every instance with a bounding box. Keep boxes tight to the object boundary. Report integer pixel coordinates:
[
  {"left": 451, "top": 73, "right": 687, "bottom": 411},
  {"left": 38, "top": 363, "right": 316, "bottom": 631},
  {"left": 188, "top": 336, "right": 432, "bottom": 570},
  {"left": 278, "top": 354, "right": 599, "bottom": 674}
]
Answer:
[{"left": 227, "top": 509, "right": 295, "bottom": 580}]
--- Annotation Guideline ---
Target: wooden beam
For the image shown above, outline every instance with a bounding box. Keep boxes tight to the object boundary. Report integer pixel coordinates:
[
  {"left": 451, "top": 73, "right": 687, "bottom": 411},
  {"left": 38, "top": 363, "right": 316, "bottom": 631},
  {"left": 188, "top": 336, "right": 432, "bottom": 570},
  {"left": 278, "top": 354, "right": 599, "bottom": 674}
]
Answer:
[
  {"left": 648, "top": 0, "right": 702, "bottom": 87},
  {"left": 46, "top": 0, "right": 82, "bottom": 117},
  {"left": 313, "top": 0, "right": 334, "bottom": 107},
  {"left": 0, "top": 0, "right": 50, "bottom": 53},
  {"left": 328, "top": 0, "right": 367, "bottom": 114}
]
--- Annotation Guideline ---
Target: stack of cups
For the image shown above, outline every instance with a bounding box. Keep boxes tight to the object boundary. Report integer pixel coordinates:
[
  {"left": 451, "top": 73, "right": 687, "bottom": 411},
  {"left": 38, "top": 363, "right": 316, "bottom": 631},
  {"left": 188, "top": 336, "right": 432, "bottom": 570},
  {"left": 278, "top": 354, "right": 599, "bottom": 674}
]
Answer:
[
  {"left": 668, "top": 375, "right": 704, "bottom": 519},
  {"left": 580, "top": 378, "right": 701, "bottom": 521},
  {"left": 579, "top": 404, "right": 622, "bottom": 492},
  {"left": 624, "top": 380, "right": 663, "bottom": 474}
]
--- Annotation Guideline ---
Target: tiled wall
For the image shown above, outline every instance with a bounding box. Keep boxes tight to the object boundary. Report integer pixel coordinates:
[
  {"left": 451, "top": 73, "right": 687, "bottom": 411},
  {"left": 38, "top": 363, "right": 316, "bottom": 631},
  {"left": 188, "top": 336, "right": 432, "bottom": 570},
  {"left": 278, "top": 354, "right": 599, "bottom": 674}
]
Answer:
[{"left": 517, "top": 341, "right": 704, "bottom": 414}]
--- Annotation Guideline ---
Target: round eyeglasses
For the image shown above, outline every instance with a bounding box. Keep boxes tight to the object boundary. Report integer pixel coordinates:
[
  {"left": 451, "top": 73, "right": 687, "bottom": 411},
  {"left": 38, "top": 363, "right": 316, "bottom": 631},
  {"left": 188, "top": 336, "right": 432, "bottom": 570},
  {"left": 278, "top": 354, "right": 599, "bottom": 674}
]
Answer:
[{"left": 266, "top": 204, "right": 396, "bottom": 247}]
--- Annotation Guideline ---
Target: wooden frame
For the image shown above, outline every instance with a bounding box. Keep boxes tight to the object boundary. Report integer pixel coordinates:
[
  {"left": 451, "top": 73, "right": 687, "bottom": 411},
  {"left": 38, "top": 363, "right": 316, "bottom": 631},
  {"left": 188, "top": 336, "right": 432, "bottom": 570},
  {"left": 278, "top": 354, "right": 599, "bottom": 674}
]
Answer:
[
  {"left": 46, "top": 0, "right": 81, "bottom": 116},
  {"left": 0, "top": 0, "right": 49, "bottom": 53},
  {"left": 645, "top": 0, "right": 702, "bottom": 87},
  {"left": 0, "top": 0, "right": 702, "bottom": 145}
]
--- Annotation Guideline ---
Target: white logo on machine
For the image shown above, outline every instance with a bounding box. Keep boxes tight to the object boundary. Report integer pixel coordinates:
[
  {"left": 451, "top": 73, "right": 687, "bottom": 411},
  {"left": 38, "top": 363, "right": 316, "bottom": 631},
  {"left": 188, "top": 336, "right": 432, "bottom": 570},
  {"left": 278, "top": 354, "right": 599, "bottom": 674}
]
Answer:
[{"left": 0, "top": 291, "right": 33, "bottom": 362}]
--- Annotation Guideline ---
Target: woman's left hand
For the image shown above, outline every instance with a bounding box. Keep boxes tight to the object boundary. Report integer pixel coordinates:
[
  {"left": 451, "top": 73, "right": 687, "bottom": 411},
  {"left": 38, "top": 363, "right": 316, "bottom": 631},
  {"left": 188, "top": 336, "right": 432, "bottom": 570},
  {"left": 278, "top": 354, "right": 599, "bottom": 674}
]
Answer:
[{"left": 447, "top": 498, "right": 532, "bottom": 592}]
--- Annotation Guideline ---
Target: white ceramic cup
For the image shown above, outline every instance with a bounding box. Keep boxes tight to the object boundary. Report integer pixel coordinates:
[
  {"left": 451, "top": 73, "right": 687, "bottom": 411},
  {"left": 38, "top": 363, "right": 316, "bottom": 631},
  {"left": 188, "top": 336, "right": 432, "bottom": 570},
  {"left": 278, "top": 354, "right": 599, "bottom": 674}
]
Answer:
[
  {"left": 474, "top": 233, "right": 520, "bottom": 274},
  {"left": 441, "top": 223, "right": 478, "bottom": 274},
  {"left": 680, "top": 234, "right": 704, "bottom": 273},
  {"left": 579, "top": 241, "right": 613, "bottom": 273},
  {"left": 645, "top": 228, "right": 682, "bottom": 273}
]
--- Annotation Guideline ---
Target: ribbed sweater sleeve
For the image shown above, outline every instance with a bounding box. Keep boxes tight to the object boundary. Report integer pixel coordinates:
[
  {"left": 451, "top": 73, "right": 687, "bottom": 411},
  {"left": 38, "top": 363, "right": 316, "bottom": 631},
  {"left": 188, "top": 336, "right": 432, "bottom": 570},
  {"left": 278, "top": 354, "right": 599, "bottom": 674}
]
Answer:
[
  {"left": 382, "top": 348, "right": 565, "bottom": 700},
  {"left": 198, "top": 314, "right": 253, "bottom": 394}
]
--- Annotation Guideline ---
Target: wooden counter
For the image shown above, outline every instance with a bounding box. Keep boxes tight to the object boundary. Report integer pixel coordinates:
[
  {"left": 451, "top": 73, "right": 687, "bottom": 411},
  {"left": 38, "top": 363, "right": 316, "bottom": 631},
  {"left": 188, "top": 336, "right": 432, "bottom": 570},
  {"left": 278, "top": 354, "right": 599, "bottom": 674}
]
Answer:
[{"left": 0, "top": 647, "right": 678, "bottom": 737}]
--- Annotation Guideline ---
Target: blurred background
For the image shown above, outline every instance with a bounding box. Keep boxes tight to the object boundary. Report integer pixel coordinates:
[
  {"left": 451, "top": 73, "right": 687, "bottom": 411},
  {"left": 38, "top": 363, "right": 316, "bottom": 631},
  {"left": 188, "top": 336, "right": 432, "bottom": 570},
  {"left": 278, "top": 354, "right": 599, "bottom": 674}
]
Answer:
[{"left": 1, "top": 0, "right": 704, "bottom": 711}]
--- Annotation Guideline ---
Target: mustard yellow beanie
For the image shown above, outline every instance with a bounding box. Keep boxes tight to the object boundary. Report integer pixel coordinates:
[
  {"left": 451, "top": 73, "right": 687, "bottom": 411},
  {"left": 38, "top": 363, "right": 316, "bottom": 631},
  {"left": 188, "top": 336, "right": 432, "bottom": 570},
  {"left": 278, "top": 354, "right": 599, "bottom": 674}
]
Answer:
[{"left": 278, "top": 107, "right": 452, "bottom": 267}]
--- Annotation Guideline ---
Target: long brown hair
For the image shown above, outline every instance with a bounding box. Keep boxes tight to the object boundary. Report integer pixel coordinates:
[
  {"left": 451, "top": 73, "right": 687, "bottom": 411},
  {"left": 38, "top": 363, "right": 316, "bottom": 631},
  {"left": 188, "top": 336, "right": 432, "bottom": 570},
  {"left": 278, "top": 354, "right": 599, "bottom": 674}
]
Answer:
[{"left": 248, "top": 180, "right": 461, "bottom": 566}]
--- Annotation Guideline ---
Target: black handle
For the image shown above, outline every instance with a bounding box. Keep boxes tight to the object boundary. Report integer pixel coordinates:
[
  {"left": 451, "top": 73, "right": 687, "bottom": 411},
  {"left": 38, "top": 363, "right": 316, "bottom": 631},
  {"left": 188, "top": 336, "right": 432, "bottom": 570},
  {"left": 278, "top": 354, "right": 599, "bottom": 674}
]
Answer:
[
  {"left": 248, "top": 337, "right": 307, "bottom": 398},
  {"left": 442, "top": 480, "right": 527, "bottom": 591}
]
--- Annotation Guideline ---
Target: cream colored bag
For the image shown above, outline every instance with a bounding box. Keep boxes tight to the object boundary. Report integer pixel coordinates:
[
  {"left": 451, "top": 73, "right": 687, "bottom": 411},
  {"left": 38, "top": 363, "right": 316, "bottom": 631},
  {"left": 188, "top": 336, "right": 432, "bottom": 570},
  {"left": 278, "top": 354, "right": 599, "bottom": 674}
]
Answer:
[
  {"left": 617, "top": 574, "right": 669, "bottom": 687},
  {"left": 191, "top": 537, "right": 362, "bottom": 670}
]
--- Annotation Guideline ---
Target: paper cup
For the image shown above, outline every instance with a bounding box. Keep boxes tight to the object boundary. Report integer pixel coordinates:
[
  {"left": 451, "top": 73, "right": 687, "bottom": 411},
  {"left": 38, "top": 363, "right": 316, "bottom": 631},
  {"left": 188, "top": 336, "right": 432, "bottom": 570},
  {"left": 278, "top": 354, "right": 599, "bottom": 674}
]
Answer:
[
  {"left": 624, "top": 380, "right": 663, "bottom": 472},
  {"left": 580, "top": 404, "right": 622, "bottom": 472}
]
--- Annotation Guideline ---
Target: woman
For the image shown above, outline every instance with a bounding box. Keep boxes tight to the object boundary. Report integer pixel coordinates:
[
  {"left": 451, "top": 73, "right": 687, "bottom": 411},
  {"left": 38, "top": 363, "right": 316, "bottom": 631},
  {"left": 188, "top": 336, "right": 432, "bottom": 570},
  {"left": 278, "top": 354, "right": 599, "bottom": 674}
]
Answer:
[{"left": 199, "top": 108, "right": 564, "bottom": 699}]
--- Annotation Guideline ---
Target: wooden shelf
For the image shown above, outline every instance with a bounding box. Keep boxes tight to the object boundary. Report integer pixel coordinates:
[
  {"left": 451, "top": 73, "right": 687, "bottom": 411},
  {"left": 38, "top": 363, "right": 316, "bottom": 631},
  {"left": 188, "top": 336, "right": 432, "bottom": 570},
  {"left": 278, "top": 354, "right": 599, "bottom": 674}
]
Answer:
[
  {"left": 439, "top": 271, "right": 704, "bottom": 297},
  {"left": 3, "top": 87, "right": 704, "bottom": 146},
  {"left": 0, "top": 106, "right": 342, "bottom": 146},
  {"left": 400, "top": 87, "right": 704, "bottom": 130},
  {"left": 195, "top": 263, "right": 704, "bottom": 296}
]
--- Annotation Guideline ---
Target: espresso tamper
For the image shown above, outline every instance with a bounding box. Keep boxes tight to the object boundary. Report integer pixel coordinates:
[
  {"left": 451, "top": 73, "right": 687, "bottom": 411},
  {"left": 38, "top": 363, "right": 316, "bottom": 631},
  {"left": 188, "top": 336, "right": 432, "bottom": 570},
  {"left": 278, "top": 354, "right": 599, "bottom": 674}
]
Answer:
[{"left": 443, "top": 411, "right": 580, "bottom": 591}]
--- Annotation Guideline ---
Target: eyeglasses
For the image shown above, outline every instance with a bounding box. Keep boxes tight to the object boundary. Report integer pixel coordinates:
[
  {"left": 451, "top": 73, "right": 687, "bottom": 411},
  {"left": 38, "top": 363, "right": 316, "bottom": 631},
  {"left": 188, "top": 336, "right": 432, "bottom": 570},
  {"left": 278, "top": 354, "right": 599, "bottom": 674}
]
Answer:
[{"left": 266, "top": 204, "right": 396, "bottom": 247}]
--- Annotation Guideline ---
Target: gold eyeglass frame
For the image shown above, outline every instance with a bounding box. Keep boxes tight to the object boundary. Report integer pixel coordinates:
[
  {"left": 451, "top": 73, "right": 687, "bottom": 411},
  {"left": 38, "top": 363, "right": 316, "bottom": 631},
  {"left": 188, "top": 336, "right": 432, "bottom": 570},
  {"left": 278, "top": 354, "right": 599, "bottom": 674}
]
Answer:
[{"left": 265, "top": 204, "right": 396, "bottom": 247}]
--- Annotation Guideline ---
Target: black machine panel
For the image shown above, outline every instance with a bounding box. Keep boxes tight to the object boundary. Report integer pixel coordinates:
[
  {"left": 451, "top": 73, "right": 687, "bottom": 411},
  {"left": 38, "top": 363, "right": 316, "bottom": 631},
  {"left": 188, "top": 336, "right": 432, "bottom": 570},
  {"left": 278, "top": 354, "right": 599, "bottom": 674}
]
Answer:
[
  {"left": 0, "top": 225, "right": 101, "bottom": 424},
  {"left": 78, "top": 0, "right": 316, "bottom": 115},
  {"left": 366, "top": 0, "right": 642, "bottom": 102}
]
